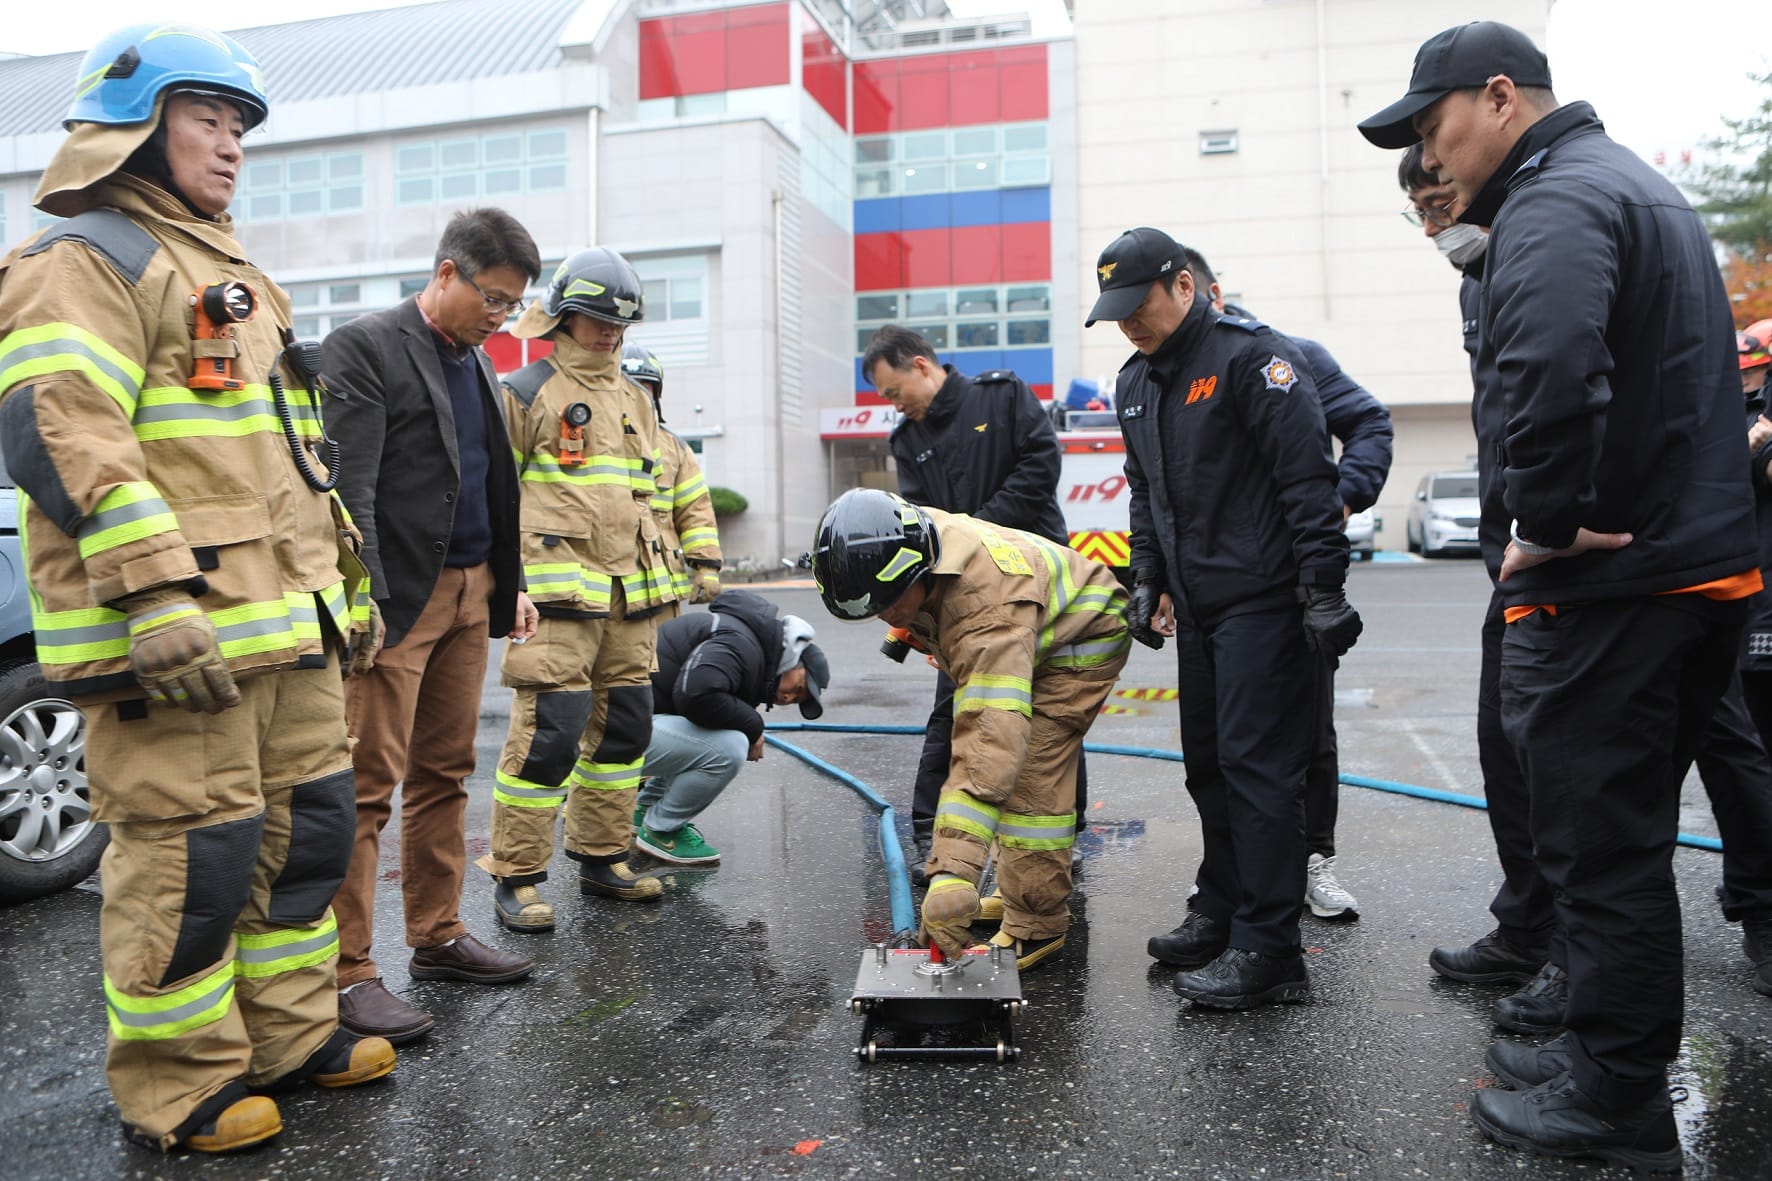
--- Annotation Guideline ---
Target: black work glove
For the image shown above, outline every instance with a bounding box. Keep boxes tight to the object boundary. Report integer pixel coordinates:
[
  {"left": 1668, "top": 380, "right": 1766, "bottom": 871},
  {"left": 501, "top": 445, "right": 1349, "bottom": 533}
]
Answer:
[
  {"left": 1128, "top": 579, "right": 1166, "bottom": 651},
  {"left": 1300, "top": 585, "right": 1362, "bottom": 663}
]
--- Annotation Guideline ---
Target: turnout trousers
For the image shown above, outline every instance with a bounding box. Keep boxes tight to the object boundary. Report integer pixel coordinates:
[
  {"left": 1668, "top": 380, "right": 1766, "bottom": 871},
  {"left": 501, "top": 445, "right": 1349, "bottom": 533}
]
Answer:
[
  {"left": 479, "top": 586, "right": 657, "bottom": 884},
  {"left": 1502, "top": 594, "right": 1745, "bottom": 1110},
  {"left": 334, "top": 563, "right": 492, "bottom": 988},
  {"left": 1176, "top": 604, "right": 1316, "bottom": 957},
  {"left": 89, "top": 657, "right": 354, "bottom": 1149},
  {"left": 928, "top": 659, "right": 1124, "bottom": 940}
]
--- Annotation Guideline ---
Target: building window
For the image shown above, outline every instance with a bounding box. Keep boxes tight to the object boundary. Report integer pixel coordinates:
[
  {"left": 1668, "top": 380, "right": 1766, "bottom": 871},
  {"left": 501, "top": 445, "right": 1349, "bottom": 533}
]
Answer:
[
  {"left": 856, "top": 283, "right": 1050, "bottom": 356},
  {"left": 396, "top": 128, "right": 569, "bottom": 206},
  {"left": 236, "top": 151, "right": 365, "bottom": 222},
  {"left": 854, "top": 121, "right": 1047, "bottom": 198},
  {"left": 283, "top": 281, "right": 372, "bottom": 338},
  {"left": 635, "top": 255, "right": 709, "bottom": 324}
]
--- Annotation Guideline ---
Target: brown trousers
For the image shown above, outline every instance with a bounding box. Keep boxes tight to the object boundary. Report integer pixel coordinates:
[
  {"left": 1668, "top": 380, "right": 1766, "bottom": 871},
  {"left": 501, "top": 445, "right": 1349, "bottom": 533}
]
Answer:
[
  {"left": 91, "top": 656, "right": 353, "bottom": 1147},
  {"left": 479, "top": 588, "right": 657, "bottom": 881},
  {"left": 335, "top": 563, "right": 491, "bottom": 987},
  {"left": 929, "top": 659, "right": 1125, "bottom": 940}
]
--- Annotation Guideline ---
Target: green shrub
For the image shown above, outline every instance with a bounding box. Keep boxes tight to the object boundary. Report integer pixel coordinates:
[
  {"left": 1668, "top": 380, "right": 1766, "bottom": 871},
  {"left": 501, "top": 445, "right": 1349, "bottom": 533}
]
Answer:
[{"left": 708, "top": 486, "right": 748, "bottom": 516}]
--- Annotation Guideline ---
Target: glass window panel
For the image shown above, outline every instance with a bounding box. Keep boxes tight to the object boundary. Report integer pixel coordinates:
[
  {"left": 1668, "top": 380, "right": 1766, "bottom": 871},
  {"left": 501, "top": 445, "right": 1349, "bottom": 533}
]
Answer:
[
  {"left": 856, "top": 294, "right": 898, "bottom": 320},
  {"left": 330, "top": 185, "right": 363, "bottom": 212},
  {"left": 398, "top": 177, "right": 434, "bottom": 204},
  {"left": 246, "top": 161, "right": 281, "bottom": 187},
  {"left": 484, "top": 169, "right": 521, "bottom": 195},
  {"left": 484, "top": 135, "right": 521, "bottom": 163},
  {"left": 440, "top": 139, "right": 477, "bottom": 169},
  {"left": 955, "top": 288, "right": 998, "bottom": 315},
  {"left": 399, "top": 277, "right": 428, "bottom": 298},
  {"left": 952, "top": 157, "right": 996, "bottom": 189},
  {"left": 528, "top": 129, "right": 567, "bottom": 158},
  {"left": 288, "top": 190, "right": 323, "bottom": 216},
  {"left": 1006, "top": 319, "right": 1050, "bottom": 345},
  {"left": 1003, "top": 124, "right": 1047, "bottom": 151},
  {"left": 902, "top": 131, "right": 946, "bottom": 160},
  {"left": 1007, "top": 286, "right": 1050, "bottom": 312},
  {"left": 670, "top": 277, "right": 703, "bottom": 320},
  {"left": 248, "top": 194, "right": 282, "bottom": 220},
  {"left": 328, "top": 284, "right": 360, "bottom": 305},
  {"left": 858, "top": 327, "right": 880, "bottom": 352},
  {"left": 286, "top": 157, "right": 321, "bottom": 186},
  {"left": 956, "top": 322, "right": 999, "bottom": 348},
  {"left": 854, "top": 166, "right": 895, "bottom": 197},
  {"left": 1001, "top": 156, "right": 1049, "bottom": 186},
  {"left": 643, "top": 279, "right": 669, "bottom": 316},
  {"left": 329, "top": 153, "right": 362, "bottom": 180},
  {"left": 905, "top": 291, "right": 948, "bottom": 318},
  {"left": 855, "top": 138, "right": 892, "bottom": 164},
  {"left": 901, "top": 164, "right": 946, "bottom": 194},
  {"left": 397, "top": 144, "right": 434, "bottom": 173},
  {"left": 293, "top": 316, "right": 321, "bottom": 337},
  {"left": 953, "top": 127, "right": 996, "bottom": 154},
  {"left": 329, "top": 314, "right": 358, "bottom": 330},
  {"left": 907, "top": 323, "right": 948, "bottom": 348},
  {"left": 441, "top": 172, "right": 478, "bottom": 199},
  {"left": 289, "top": 284, "right": 321, "bottom": 307},
  {"left": 678, "top": 92, "right": 727, "bottom": 117},
  {"left": 528, "top": 163, "right": 566, "bottom": 191}
]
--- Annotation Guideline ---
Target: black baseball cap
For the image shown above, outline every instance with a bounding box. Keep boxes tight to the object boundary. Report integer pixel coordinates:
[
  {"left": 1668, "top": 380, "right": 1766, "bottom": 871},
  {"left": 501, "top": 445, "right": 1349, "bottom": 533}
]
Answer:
[
  {"left": 1358, "top": 21, "right": 1552, "bottom": 150},
  {"left": 1086, "top": 227, "right": 1186, "bottom": 326},
  {"left": 797, "top": 643, "right": 829, "bottom": 720}
]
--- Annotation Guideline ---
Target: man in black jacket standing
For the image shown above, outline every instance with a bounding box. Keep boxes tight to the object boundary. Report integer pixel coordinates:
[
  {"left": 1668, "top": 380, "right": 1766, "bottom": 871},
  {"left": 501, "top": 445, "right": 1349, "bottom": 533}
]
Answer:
[
  {"left": 1362, "top": 21, "right": 1761, "bottom": 1169},
  {"left": 324, "top": 209, "right": 542, "bottom": 1042},
  {"left": 864, "top": 325, "right": 1070, "bottom": 882},
  {"left": 632, "top": 590, "right": 829, "bottom": 865},
  {"left": 1090, "top": 226, "right": 1360, "bottom": 1011}
]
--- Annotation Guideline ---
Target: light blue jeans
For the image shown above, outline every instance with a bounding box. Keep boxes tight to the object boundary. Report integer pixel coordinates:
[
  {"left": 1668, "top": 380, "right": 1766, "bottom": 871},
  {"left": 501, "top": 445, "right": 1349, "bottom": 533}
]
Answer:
[{"left": 636, "top": 714, "right": 748, "bottom": 833}]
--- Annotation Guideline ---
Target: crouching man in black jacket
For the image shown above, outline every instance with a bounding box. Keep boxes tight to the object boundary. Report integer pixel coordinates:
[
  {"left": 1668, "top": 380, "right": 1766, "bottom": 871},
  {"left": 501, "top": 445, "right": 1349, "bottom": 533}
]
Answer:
[
  {"left": 1088, "top": 227, "right": 1359, "bottom": 1012},
  {"left": 632, "top": 590, "right": 830, "bottom": 866}
]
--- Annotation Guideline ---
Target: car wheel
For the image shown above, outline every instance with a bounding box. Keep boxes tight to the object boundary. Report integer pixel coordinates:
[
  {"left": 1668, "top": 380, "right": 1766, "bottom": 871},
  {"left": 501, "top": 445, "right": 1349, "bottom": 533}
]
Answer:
[
  {"left": 1406, "top": 527, "right": 1420, "bottom": 555},
  {"left": 0, "top": 657, "right": 104, "bottom": 903}
]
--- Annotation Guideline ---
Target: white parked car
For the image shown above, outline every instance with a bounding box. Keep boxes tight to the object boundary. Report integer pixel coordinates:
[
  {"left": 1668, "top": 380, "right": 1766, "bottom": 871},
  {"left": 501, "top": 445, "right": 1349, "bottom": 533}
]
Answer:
[
  {"left": 1346, "top": 509, "right": 1379, "bottom": 560},
  {"left": 1406, "top": 472, "right": 1482, "bottom": 558}
]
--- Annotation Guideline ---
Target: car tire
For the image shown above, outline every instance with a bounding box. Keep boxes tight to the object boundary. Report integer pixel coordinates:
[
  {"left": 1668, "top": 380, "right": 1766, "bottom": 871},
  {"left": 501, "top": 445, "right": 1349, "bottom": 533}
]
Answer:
[
  {"left": 1406, "top": 529, "right": 1420, "bottom": 555},
  {"left": 0, "top": 657, "right": 104, "bottom": 903}
]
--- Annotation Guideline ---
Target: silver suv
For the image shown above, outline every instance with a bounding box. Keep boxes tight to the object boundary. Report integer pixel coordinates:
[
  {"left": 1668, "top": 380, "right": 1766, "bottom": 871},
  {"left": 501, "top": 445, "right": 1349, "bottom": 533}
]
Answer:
[
  {"left": 1405, "top": 471, "right": 1482, "bottom": 558},
  {"left": 0, "top": 451, "right": 102, "bottom": 902}
]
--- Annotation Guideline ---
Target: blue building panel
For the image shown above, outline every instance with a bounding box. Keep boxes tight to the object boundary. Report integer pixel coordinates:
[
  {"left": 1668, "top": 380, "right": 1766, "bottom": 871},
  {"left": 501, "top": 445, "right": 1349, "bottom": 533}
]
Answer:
[{"left": 852, "top": 187, "right": 1050, "bottom": 235}]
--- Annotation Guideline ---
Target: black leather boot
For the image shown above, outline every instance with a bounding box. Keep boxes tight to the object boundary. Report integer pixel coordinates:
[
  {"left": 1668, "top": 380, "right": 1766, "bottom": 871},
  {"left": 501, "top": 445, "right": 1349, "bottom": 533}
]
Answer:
[
  {"left": 1486, "top": 1031, "right": 1573, "bottom": 1090},
  {"left": 1493, "top": 962, "right": 1568, "bottom": 1034},
  {"left": 1171, "top": 947, "right": 1310, "bottom": 1010},
  {"left": 1470, "top": 1072, "right": 1681, "bottom": 1172},
  {"left": 1428, "top": 928, "right": 1546, "bottom": 984},
  {"left": 1146, "top": 910, "right": 1228, "bottom": 968}
]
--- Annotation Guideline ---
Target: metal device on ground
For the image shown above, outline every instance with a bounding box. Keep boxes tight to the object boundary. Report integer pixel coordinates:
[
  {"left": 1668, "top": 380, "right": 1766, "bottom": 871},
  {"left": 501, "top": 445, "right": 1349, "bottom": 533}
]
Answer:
[{"left": 850, "top": 939, "right": 1023, "bottom": 1063}]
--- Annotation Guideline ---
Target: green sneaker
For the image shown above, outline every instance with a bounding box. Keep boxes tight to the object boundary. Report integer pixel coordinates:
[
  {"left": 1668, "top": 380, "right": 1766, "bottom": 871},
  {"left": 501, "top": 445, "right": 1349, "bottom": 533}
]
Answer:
[{"left": 635, "top": 821, "right": 720, "bottom": 866}]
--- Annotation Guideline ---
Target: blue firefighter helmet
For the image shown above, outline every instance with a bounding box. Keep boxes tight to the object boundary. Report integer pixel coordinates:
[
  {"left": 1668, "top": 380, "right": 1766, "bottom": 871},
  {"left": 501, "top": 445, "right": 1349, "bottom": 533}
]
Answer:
[{"left": 67, "top": 23, "right": 268, "bottom": 131}]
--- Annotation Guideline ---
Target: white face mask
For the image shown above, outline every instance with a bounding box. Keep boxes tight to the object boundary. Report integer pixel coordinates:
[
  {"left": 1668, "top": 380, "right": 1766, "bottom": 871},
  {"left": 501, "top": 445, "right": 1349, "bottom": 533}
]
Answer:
[{"left": 1435, "top": 222, "right": 1489, "bottom": 266}]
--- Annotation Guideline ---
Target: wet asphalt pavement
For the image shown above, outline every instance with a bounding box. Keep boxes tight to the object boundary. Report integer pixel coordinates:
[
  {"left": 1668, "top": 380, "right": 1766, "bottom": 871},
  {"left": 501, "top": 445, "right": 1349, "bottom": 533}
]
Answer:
[{"left": 5, "top": 560, "right": 1772, "bottom": 1179}]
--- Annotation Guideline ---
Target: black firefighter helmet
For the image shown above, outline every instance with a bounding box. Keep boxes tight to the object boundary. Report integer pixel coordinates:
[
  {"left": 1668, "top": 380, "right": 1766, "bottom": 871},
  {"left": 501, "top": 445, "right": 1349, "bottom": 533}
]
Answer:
[
  {"left": 514, "top": 247, "right": 644, "bottom": 338},
  {"left": 809, "top": 489, "right": 940, "bottom": 621},
  {"left": 621, "top": 341, "right": 664, "bottom": 393}
]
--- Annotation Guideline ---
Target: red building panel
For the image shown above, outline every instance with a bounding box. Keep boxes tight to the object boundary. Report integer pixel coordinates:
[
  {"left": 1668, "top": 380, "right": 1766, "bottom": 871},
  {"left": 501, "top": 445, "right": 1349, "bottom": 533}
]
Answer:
[
  {"left": 637, "top": 4, "right": 790, "bottom": 100},
  {"left": 850, "top": 45, "right": 1047, "bottom": 134},
  {"left": 854, "top": 232, "right": 905, "bottom": 291},
  {"left": 1001, "top": 222, "right": 1051, "bottom": 281},
  {"left": 901, "top": 227, "right": 955, "bottom": 287},
  {"left": 947, "top": 225, "right": 1002, "bottom": 285},
  {"left": 725, "top": 3, "right": 791, "bottom": 91},
  {"left": 801, "top": 21, "right": 848, "bottom": 129},
  {"left": 853, "top": 59, "right": 897, "bottom": 135}
]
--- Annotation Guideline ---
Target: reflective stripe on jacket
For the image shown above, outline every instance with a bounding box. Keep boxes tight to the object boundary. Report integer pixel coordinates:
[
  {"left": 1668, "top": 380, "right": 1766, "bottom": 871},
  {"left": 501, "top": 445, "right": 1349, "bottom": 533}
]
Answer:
[{"left": 649, "top": 428, "right": 720, "bottom": 600}]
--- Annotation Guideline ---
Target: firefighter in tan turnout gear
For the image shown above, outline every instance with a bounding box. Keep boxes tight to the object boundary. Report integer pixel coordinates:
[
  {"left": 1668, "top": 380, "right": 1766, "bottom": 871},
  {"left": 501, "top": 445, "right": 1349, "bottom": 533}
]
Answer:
[
  {"left": 476, "top": 249, "right": 678, "bottom": 929},
  {"left": 621, "top": 341, "right": 722, "bottom": 610},
  {"left": 0, "top": 23, "right": 393, "bottom": 1154},
  {"left": 809, "top": 490, "right": 1130, "bottom": 968}
]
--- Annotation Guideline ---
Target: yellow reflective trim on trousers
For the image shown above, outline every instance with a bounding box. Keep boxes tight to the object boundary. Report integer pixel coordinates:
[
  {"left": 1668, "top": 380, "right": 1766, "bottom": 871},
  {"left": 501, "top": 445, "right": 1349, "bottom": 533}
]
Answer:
[
  {"left": 133, "top": 384, "right": 320, "bottom": 442},
  {"left": 926, "top": 874, "right": 974, "bottom": 897},
  {"left": 104, "top": 961, "right": 235, "bottom": 1042},
  {"left": 0, "top": 322, "right": 145, "bottom": 416},
  {"left": 935, "top": 791, "right": 1001, "bottom": 841},
  {"left": 234, "top": 912, "right": 339, "bottom": 979},
  {"left": 77, "top": 482, "right": 179, "bottom": 560},
  {"left": 494, "top": 769, "right": 568, "bottom": 808},
  {"left": 997, "top": 812, "right": 1078, "bottom": 850},
  {"left": 570, "top": 756, "right": 644, "bottom": 792},
  {"left": 954, "top": 673, "right": 1033, "bottom": 716},
  {"left": 678, "top": 526, "right": 719, "bottom": 549}
]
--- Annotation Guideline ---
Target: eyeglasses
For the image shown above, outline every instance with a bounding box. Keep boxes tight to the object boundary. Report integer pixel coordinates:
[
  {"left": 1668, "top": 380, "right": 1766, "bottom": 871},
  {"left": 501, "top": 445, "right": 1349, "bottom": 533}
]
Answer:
[
  {"left": 1401, "top": 198, "right": 1459, "bottom": 229},
  {"left": 455, "top": 267, "right": 527, "bottom": 316}
]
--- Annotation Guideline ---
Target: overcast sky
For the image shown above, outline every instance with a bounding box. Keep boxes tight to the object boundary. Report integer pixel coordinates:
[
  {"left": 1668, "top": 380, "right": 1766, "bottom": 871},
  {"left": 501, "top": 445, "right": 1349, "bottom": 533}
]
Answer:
[{"left": 1, "top": 0, "right": 1766, "bottom": 162}]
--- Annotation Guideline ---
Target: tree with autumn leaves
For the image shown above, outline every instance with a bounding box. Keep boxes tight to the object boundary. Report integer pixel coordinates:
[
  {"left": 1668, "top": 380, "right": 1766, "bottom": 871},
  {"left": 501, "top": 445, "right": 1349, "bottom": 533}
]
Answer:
[{"left": 1687, "top": 69, "right": 1772, "bottom": 325}]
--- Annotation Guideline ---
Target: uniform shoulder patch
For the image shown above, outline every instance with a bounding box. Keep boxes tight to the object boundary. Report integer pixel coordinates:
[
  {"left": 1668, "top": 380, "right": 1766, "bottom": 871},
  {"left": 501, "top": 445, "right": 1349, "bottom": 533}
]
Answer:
[
  {"left": 501, "top": 358, "right": 556, "bottom": 408},
  {"left": 1260, "top": 354, "right": 1299, "bottom": 392},
  {"left": 979, "top": 529, "right": 1033, "bottom": 577},
  {"left": 974, "top": 370, "right": 1015, "bottom": 383},
  {"left": 22, "top": 208, "right": 159, "bottom": 285}
]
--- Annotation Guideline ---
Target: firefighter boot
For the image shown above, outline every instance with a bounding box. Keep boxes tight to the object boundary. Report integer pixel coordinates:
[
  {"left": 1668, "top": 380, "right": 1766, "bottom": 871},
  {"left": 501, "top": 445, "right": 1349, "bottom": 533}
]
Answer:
[
  {"left": 578, "top": 854, "right": 664, "bottom": 901},
  {"left": 268, "top": 1027, "right": 397, "bottom": 1090},
  {"left": 494, "top": 881, "right": 556, "bottom": 933},
  {"left": 124, "top": 1082, "right": 282, "bottom": 1155},
  {"left": 987, "top": 927, "right": 1066, "bottom": 971}
]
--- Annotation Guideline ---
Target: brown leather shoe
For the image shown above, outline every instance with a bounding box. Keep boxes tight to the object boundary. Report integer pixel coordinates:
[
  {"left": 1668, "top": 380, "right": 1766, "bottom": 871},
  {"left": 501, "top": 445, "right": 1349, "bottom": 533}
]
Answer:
[
  {"left": 408, "top": 933, "right": 535, "bottom": 984},
  {"left": 338, "top": 978, "right": 434, "bottom": 1045}
]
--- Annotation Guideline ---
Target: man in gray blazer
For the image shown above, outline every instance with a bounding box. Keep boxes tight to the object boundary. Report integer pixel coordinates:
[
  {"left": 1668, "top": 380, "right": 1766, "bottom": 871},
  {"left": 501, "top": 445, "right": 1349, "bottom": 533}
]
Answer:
[{"left": 324, "top": 208, "right": 542, "bottom": 1042}]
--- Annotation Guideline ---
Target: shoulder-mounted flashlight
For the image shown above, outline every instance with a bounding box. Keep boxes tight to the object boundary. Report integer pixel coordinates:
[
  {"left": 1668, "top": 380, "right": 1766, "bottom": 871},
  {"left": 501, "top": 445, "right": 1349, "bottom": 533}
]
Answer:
[
  {"left": 560, "top": 401, "right": 592, "bottom": 466},
  {"left": 189, "top": 281, "right": 257, "bottom": 391}
]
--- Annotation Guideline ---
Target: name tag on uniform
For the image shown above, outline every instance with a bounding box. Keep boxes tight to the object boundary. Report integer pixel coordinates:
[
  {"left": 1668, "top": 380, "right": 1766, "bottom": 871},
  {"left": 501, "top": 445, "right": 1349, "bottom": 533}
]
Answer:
[
  {"left": 980, "top": 530, "right": 1033, "bottom": 576},
  {"left": 1122, "top": 404, "right": 1146, "bottom": 419}
]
